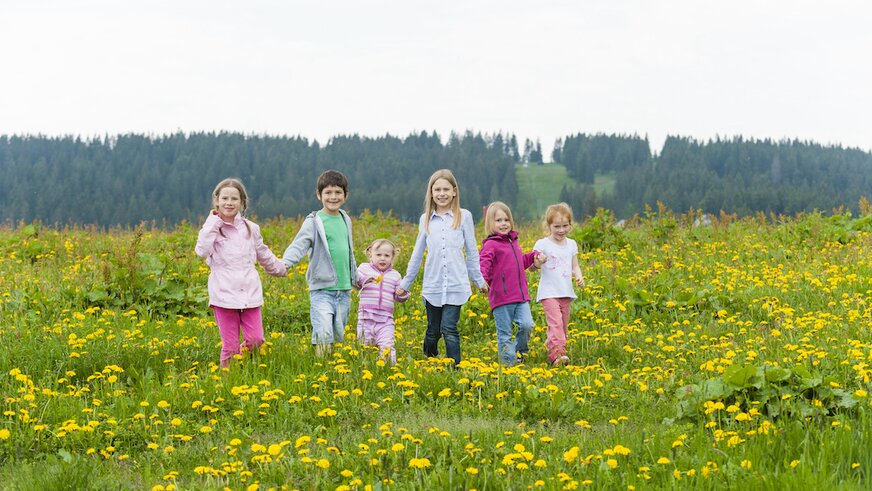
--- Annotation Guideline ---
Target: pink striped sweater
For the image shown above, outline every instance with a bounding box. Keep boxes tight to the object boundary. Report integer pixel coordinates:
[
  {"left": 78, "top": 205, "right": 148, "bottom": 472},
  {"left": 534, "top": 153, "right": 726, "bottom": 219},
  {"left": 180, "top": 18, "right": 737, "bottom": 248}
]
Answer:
[{"left": 356, "top": 263, "right": 410, "bottom": 314}]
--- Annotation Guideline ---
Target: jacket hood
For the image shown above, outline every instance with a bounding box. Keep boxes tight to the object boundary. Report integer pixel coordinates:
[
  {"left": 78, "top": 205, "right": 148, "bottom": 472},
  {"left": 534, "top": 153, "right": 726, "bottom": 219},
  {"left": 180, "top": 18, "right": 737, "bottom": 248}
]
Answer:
[{"left": 483, "top": 230, "right": 518, "bottom": 245}]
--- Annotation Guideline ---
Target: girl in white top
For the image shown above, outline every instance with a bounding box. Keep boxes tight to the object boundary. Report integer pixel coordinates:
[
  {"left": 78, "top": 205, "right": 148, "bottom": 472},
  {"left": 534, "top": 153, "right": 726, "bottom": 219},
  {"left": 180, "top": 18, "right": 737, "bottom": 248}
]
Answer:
[
  {"left": 532, "top": 203, "right": 584, "bottom": 366},
  {"left": 397, "top": 169, "right": 488, "bottom": 366}
]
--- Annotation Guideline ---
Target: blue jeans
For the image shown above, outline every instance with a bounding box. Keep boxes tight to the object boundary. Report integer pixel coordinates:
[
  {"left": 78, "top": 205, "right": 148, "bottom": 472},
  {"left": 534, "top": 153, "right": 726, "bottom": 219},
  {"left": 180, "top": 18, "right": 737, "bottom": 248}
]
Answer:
[
  {"left": 424, "top": 301, "right": 462, "bottom": 365},
  {"left": 492, "top": 302, "right": 533, "bottom": 365},
  {"left": 309, "top": 290, "right": 351, "bottom": 345}
]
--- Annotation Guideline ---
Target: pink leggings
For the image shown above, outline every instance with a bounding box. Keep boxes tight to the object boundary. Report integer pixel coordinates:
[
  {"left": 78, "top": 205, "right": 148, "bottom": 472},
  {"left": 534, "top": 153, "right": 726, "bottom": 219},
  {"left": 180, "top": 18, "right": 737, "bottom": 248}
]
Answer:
[
  {"left": 212, "top": 306, "right": 264, "bottom": 367},
  {"left": 541, "top": 298, "right": 572, "bottom": 362}
]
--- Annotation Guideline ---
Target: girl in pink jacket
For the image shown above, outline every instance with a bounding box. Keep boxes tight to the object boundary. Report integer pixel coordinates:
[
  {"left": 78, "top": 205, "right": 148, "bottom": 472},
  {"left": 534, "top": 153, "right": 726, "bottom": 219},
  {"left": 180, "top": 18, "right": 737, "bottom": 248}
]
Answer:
[
  {"left": 355, "top": 239, "right": 410, "bottom": 364},
  {"left": 195, "top": 178, "right": 287, "bottom": 367}
]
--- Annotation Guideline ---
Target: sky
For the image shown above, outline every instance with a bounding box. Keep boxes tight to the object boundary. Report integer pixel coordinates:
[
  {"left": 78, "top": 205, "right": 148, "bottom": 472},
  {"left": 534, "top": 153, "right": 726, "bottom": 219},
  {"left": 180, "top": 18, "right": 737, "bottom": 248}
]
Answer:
[{"left": 2, "top": 0, "right": 870, "bottom": 158}]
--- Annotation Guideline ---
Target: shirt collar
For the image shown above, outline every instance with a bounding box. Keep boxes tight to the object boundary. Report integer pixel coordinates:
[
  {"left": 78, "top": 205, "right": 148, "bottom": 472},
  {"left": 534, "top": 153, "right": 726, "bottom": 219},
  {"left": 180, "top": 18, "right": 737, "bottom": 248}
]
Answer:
[{"left": 430, "top": 209, "right": 455, "bottom": 219}]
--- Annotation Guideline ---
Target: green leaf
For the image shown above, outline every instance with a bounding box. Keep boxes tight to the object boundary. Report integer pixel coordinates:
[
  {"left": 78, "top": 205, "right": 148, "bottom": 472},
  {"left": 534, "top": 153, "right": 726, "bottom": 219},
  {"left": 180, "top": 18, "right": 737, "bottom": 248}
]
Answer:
[
  {"left": 723, "top": 364, "right": 762, "bottom": 389},
  {"left": 763, "top": 366, "right": 791, "bottom": 383}
]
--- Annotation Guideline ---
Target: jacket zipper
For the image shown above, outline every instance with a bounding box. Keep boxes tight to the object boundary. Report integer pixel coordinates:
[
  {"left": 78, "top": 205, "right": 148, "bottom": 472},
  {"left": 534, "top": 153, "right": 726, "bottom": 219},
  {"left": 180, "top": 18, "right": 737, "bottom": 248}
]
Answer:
[{"left": 509, "top": 237, "right": 524, "bottom": 298}]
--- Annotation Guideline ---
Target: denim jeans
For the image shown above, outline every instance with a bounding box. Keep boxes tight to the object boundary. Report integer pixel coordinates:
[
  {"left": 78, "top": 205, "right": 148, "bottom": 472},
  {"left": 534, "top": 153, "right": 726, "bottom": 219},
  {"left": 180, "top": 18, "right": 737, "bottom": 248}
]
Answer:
[
  {"left": 309, "top": 289, "right": 351, "bottom": 345},
  {"left": 423, "top": 301, "right": 462, "bottom": 365},
  {"left": 492, "top": 302, "right": 533, "bottom": 365}
]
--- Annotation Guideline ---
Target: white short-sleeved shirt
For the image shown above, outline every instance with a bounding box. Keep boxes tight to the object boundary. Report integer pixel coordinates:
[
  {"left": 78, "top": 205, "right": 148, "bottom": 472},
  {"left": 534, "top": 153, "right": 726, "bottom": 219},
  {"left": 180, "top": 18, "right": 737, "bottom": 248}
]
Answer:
[{"left": 533, "top": 237, "right": 578, "bottom": 301}]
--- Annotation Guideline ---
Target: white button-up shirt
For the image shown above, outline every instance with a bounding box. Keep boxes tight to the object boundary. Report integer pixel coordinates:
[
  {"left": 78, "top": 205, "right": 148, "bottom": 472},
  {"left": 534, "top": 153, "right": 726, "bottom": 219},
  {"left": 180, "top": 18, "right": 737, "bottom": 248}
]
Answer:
[{"left": 400, "top": 209, "right": 486, "bottom": 307}]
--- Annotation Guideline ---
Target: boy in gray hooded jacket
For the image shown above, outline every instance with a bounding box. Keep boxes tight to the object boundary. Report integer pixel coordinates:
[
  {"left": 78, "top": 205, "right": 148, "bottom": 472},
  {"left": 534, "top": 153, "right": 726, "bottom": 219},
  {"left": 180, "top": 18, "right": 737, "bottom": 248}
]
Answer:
[{"left": 282, "top": 170, "right": 358, "bottom": 355}]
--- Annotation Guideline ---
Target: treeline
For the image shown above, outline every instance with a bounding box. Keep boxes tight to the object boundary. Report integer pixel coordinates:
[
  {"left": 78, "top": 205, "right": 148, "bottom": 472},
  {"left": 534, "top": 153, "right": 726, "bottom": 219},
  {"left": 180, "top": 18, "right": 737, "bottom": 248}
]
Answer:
[
  {"left": 555, "top": 134, "right": 872, "bottom": 218},
  {"left": 0, "top": 131, "right": 519, "bottom": 226}
]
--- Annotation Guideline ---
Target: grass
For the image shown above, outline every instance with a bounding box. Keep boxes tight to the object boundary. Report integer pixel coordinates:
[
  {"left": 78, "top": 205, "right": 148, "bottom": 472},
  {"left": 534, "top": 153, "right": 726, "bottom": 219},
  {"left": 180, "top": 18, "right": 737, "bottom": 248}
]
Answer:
[
  {"left": 515, "top": 163, "right": 569, "bottom": 220},
  {"left": 515, "top": 164, "right": 616, "bottom": 220},
  {"left": 0, "top": 210, "right": 871, "bottom": 490}
]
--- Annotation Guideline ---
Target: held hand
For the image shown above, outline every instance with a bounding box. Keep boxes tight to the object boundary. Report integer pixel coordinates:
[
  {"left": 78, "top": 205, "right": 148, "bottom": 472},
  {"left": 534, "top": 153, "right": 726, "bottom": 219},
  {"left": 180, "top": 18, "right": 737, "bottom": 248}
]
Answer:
[
  {"left": 534, "top": 252, "right": 548, "bottom": 267},
  {"left": 479, "top": 281, "right": 489, "bottom": 293},
  {"left": 396, "top": 287, "right": 408, "bottom": 297},
  {"left": 575, "top": 276, "right": 585, "bottom": 288}
]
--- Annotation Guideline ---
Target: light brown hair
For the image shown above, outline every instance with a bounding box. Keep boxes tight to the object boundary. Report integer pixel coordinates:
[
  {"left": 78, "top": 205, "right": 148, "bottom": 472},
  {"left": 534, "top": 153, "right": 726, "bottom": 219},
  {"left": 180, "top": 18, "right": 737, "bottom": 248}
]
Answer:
[
  {"left": 365, "top": 238, "right": 399, "bottom": 259},
  {"left": 213, "top": 178, "right": 251, "bottom": 237},
  {"left": 542, "top": 202, "right": 574, "bottom": 233}
]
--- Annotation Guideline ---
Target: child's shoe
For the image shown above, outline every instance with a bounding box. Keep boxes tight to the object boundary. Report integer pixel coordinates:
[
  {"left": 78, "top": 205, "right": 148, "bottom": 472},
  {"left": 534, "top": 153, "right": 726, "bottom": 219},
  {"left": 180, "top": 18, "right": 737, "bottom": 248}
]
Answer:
[{"left": 552, "top": 355, "right": 570, "bottom": 367}]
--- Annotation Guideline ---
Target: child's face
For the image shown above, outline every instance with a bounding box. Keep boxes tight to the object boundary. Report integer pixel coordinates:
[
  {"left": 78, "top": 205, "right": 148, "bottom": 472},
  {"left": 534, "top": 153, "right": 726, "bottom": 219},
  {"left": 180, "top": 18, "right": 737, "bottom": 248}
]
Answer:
[
  {"left": 548, "top": 214, "right": 572, "bottom": 241},
  {"left": 431, "top": 178, "right": 456, "bottom": 211},
  {"left": 214, "top": 186, "right": 241, "bottom": 221},
  {"left": 369, "top": 243, "right": 395, "bottom": 270},
  {"left": 317, "top": 185, "right": 347, "bottom": 215},
  {"left": 492, "top": 209, "right": 512, "bottom": 235}
]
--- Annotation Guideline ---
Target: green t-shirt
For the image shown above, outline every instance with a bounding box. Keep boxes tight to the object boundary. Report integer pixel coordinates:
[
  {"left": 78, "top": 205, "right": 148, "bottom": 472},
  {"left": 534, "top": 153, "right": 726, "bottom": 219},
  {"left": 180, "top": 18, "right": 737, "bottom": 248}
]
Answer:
[{"left": 318, "top": 211, "right": 352, "bottom": 290}]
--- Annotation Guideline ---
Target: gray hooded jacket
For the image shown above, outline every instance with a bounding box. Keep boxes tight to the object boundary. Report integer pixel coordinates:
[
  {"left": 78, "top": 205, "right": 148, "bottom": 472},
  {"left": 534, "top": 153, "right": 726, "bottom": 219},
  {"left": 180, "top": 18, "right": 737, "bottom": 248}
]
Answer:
[{"left": 281, "top": 210, "right": 358, "bottom": 290}]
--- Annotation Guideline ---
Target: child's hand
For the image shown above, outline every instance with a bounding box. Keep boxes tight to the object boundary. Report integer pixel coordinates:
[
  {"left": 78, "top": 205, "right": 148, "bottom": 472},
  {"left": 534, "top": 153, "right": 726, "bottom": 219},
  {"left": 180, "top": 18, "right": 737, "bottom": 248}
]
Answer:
[
  {"left": 534, "top": 252, "right": 548, "bottom": 267},
  {"left": 396, "top": 287, "right": 408, "bottom": 297},
  {"left": 479, "top": 281, "right": 489, "bottom": 293},
  {"left": 575, "top": 276, "right": 585, "bottom": 288},
  {"left": 361, "top": 276, "right": 377, "bottom": 286}
]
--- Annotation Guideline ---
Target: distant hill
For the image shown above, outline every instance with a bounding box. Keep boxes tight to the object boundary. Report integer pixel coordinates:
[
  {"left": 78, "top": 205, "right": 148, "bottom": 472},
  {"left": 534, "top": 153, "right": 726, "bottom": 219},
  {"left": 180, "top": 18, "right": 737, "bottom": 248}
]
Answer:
[{"left": 2, "top": 132, "right": 869, "bottom": 226}]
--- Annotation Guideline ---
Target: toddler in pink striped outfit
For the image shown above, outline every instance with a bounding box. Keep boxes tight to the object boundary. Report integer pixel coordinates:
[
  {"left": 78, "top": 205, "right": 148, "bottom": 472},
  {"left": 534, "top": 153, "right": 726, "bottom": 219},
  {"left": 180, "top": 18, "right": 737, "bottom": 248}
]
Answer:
[{"left": 356, "top": 239, "right": 410, "bottom": 364}]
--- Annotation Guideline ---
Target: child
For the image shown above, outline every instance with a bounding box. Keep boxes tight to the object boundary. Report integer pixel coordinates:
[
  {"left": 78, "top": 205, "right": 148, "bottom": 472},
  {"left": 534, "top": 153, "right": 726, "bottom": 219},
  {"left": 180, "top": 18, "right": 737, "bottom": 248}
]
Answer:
[
  {"left": 282, "top": 170, "right": 358, "bottom": 356},
  {"left": 479, "top": 202, "right": 546, "bottom": 366},
  {"left": 355, "top": 239, "right": 410, "bottom": 364},
  {"left": 195, "top": 178, "right": 288, "bottom": 368},
  {"left": 532, "top": 203, "right": 585, "bottom": 366},
  {"left": 397, "top": 169, "right": 488, "bottom": 366}
]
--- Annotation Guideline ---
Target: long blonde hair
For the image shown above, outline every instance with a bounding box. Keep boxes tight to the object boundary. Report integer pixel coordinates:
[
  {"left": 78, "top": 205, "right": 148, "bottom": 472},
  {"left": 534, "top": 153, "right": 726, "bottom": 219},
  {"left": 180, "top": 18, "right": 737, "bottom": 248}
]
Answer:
[
  {"left": 423, "top": 169, "right": 461, "bottom": 233},
  {"left": 484, "top": 201, "right": 515, "bottom": 235}
]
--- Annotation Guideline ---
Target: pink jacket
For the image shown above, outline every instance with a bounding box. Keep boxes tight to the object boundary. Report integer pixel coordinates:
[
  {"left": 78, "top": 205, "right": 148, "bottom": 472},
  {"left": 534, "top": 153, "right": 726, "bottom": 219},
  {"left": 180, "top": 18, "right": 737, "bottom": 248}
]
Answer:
[
  {"left": 195, "top": 213, "right": 287, "bottom": 309},
  {"left": 356, "top": 263, "right": 410, "bottom": 314}
]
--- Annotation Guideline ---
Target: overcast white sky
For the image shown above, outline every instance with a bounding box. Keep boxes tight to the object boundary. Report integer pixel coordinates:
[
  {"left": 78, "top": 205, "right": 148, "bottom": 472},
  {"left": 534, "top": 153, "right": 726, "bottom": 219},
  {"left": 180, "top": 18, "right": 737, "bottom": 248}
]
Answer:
[{"left": 1, "top": 1, "right": 870, "bottom": 158}]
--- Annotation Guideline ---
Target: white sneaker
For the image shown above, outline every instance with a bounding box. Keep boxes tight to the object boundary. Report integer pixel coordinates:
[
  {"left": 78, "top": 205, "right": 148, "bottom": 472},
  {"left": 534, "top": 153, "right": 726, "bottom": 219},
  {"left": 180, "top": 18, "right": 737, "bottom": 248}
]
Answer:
[{"left": 552, "top": 355, "right": 570, "bottom": 366}]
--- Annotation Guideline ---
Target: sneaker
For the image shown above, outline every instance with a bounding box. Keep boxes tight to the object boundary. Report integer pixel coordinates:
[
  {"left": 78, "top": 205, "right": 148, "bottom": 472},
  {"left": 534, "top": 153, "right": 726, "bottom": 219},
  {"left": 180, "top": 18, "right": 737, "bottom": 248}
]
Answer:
[{"left": 552, "top": 355, "right": 570, "bottom": 367}]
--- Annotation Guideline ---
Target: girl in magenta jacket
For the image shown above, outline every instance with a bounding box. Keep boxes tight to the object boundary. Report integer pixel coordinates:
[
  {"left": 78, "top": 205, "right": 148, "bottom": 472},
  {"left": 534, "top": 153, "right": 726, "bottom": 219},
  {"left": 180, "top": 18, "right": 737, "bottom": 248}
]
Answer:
[
  {"left": 195, "top": 178, "right": 287, "bottom": 367},
  {"left": 479, "top": 202, "right": 546, "bottom": 366}
]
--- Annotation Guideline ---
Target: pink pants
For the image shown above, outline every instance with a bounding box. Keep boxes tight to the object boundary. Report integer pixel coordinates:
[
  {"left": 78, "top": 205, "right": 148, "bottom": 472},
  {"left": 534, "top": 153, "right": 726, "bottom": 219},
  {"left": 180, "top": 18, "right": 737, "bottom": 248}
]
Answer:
[
  {"left": 357, "top": 311, "right": 396, "bottom": 364},
  {"left": 541, "top": 298, "right": 572, "bottom": 363},
  {"left": 212, "top": 306, "right": 264, "bottom": 367}
]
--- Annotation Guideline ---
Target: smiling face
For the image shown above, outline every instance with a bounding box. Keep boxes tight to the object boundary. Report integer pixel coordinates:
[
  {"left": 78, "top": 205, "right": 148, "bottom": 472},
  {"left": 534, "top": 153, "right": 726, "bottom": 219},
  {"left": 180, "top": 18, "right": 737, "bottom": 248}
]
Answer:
[
  {"left": 317, "top": 185, "right": 347, "bottom": 215},
  {"left": 492, "top": 209, "right": 512, "bottom": 235},
  {"left": 431, "top": 178, "right": 456, "bottom": 213},
  {"left": 368, "top": 242, "right": 395, "bottom": 271},
  {"left": 214, "top": 186, "right": 242, "bottom": 221},
  {"left": 547, "top": 213, "right": 572, "bottom": 242}
]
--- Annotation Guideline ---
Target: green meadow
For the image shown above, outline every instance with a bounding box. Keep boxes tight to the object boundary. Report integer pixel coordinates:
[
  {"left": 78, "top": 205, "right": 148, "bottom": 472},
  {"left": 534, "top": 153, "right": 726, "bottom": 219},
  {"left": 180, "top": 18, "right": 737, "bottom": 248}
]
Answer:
[{"left": 1, "top": 207, "right": 871, "bottom": 490}]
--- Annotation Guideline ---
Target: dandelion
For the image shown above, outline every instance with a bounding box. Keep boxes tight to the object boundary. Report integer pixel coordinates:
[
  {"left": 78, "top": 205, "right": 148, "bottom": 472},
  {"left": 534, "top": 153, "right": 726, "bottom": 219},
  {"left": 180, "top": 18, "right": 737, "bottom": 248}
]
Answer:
[
  {"left": 316, "top": 459, "right": 330, "bottom": 469},
  {"left": 563, "top": 447, "right": 580, "bottom": 463},
  {"left": 409, "top": 457, "right": 431, "bottom": 469},
  {"left": 657, "top": 457, "right": 671, "bottom": 465}
]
